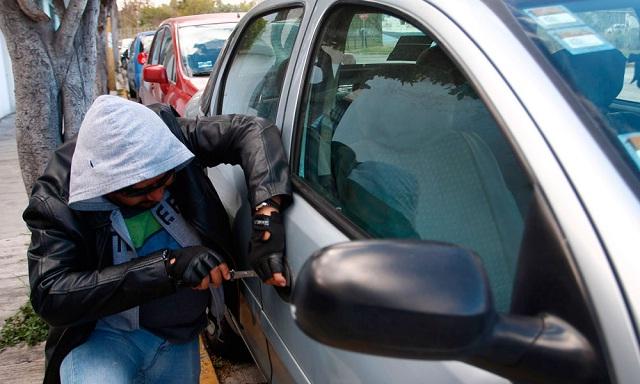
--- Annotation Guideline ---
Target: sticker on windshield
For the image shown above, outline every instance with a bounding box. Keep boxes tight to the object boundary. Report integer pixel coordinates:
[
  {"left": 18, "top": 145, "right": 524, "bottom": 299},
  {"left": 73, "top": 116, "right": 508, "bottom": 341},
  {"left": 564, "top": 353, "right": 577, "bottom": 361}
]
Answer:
[
  {"left": 197, "top": 61, "right": 212, "bottom": 68},
  {"left": 548, "top": 26, "right": 614, "bottom": 54},
  {"left": 524, "top": 5, "right": 581, "bottom": 28},
  {"left": 619, "top": 133, "right": 640, "bottom": 170}
]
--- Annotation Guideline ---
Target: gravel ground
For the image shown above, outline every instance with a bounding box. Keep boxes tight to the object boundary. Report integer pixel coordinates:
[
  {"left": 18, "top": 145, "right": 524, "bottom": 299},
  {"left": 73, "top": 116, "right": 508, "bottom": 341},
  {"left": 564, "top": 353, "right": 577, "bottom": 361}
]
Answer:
[{"left": 212, "top": 355, "right": 266, "bottom": 384}]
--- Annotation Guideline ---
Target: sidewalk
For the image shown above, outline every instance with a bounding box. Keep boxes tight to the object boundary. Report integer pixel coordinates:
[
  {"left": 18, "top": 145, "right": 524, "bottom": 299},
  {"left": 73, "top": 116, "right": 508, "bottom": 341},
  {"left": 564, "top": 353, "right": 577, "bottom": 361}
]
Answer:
[{"left": 0, "top": 113, "right": 45, "bottom": 383}]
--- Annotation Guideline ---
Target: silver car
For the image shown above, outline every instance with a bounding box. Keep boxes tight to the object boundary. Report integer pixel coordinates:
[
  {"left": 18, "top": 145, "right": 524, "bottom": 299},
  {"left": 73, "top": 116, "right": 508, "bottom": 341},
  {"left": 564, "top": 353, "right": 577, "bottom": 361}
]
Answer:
[{"left": 186, "top": 0, "right": 640, "bottom": 382}]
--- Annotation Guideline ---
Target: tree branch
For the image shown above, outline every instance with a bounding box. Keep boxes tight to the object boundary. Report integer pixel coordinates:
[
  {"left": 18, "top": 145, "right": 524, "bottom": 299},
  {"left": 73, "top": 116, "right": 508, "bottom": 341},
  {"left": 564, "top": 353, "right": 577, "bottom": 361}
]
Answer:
[
  {"left": 52, "top": 0, "right": 66, "bottom": 20},
  {"left": 16, "top": 0, "right": 50, "bottom": 22},
  {"left": 55, "top": 0, "right": 88, "bottom": 58}
]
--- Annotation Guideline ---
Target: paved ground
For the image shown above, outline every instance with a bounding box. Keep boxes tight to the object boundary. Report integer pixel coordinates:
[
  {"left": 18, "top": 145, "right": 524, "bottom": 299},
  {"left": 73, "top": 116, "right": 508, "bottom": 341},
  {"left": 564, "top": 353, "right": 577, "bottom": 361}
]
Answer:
[{"left": 0, "top": 113, "right": 46, "bottom": 383}]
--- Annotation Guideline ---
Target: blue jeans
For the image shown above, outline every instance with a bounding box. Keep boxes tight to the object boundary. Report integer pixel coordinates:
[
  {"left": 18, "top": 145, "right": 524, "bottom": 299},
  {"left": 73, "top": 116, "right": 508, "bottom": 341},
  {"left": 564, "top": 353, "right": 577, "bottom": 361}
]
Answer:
[{"left": 60, "top": 323, "right": 200, "bottom": 384}]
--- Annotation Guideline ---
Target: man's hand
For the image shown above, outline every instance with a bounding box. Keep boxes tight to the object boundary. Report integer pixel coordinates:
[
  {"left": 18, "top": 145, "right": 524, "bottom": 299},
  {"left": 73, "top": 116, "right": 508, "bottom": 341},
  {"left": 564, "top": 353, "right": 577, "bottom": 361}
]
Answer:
[
  {"left": 250, "top": 206, "right": 287, "bottom": 287},
  {"left": 192, "top": 263, "right": 231, "bottom": 290},
  {"left": 165, "top": 246, "right": 230, "bottom": 288}
]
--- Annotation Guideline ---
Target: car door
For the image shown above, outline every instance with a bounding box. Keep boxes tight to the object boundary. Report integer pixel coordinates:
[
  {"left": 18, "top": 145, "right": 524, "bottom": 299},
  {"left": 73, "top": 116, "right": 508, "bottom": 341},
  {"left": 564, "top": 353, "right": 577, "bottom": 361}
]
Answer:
[
  {"left": 141, "top": 26, "right": 172, "bottom": 105},
  {"left": 199, "top": 3, "right": 309, "bottom": 379},
  {"left": 160, "top": 26, "right": 180, "bottom": 108},
  {"left": 154, "top": 26, "right": 176, "bottom": 105},
  {"left": 261, "top": 1, "right": 620, "bottom": 383},
  {"left": 139, "top": 28, "right": 164, "bottom": 104}
]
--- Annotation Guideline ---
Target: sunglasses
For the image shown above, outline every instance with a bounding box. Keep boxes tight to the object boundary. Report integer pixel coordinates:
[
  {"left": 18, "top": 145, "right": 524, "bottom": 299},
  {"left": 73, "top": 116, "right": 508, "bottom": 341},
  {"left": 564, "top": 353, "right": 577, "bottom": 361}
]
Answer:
[{"left": 116, "top": 170, "right": 175, "bottom": 197}]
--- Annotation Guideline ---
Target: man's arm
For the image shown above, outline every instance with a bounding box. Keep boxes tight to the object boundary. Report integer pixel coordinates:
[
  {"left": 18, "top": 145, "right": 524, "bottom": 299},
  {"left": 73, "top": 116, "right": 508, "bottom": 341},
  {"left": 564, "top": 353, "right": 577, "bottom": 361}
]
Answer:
[
  {"left": 150, "top": 104, "right": 292, "bottom": 208},
  {"left": 149, "top": 105, "right": 293, "bottom": 285}
]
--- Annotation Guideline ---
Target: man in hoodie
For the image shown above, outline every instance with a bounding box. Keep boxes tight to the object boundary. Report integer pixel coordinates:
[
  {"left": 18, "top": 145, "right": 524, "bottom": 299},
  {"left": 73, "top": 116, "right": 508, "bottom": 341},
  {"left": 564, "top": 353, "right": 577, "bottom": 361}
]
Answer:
[{"left": 23, "top": 96, "right": 292, "bottom": 384}]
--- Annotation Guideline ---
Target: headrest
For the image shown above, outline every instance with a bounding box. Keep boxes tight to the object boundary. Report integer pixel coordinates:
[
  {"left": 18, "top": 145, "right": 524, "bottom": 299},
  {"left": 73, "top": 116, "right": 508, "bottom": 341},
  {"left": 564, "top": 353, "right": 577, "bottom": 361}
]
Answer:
[
  {"left": 551, "top": 48, "right": 626, "bottom": 109},
  {"left": 416, "top": 47, "right": 466, "bottom": 86},
  {"left": 387, "top": 35, "right": 433, "bottom": 61}
]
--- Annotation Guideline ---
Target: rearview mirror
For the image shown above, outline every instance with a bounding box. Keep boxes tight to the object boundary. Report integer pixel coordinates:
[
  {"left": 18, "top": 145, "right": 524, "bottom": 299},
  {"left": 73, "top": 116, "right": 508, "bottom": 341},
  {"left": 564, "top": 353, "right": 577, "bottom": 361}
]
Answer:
[{"left": 292, "top": 240, "right": 600, "bottom": 383}]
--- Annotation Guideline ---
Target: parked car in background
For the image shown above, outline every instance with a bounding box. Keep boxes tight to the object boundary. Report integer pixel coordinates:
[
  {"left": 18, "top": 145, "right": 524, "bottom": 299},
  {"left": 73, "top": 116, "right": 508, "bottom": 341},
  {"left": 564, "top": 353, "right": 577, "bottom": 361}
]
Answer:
[
  {"left": 118, "top": 38, "right": 133, "bottom": 68},
  {"left": 187, "top": 0, "right": 640, "bottom": 383},
  {"left": 139, "top": 13, "right": 244, "bottom": 116},
  {"left": 123, "top": 31, "right": 155, "bottom": 100}
]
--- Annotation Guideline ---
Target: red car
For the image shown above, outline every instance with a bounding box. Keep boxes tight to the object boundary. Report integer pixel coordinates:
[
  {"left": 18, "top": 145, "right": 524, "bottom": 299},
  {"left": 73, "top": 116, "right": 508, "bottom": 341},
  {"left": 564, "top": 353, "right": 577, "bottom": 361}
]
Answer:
[{"left": 139, "top": 13, "right": 244, "bottom": 116}]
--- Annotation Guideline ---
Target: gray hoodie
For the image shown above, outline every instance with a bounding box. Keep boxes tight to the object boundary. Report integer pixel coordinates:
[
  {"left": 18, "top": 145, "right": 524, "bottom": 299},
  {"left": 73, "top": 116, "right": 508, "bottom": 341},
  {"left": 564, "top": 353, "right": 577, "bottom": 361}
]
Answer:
[{"left": 68, "top": 95, "right": 194, "bottom": 210}]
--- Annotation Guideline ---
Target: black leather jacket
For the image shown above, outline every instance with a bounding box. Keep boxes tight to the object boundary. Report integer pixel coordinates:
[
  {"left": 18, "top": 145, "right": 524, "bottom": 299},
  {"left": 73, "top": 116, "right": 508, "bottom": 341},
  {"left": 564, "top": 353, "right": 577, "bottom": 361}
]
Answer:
[{"left": 23, "top": 105, "right": 292, "bottom": 384}]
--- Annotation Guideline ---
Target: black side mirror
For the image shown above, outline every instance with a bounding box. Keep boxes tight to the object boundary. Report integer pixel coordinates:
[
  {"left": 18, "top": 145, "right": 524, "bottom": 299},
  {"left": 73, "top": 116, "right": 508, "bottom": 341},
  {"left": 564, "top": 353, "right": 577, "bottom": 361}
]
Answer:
[{"left": 292, "top": 240, "right": 600, "bottom": 384}]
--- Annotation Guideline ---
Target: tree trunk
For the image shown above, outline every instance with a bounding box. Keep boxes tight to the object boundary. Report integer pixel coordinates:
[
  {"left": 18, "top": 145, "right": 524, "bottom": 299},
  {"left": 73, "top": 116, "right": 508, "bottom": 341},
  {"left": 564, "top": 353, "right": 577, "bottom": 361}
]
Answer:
[
  {"left": 63, "top": 0, "right": 99, "bottom": 141},
  {"left": 94, "top": 0, "right": 113, "bottom": 98},
  {"left": 0, "top": 0, "right": 101, "bottom": 194},
  {"left": 110, "top": 0, "right": 120, "bottom": 82},
  {"left": 95, "top": 0, "right": 119, "bottom": 97}
]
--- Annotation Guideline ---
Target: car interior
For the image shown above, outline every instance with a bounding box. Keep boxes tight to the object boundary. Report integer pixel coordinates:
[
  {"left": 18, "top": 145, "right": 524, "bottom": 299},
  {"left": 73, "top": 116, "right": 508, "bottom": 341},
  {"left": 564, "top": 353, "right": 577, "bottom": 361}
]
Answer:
[
  {"left": 222, "top": 17, "right": 300, "bottom": 120},
  {"left": 299, "top": 10, "right": 532, "bottom": 312},
  {"left": 513, "top": 1, "right": 640, "bottom": 181}
]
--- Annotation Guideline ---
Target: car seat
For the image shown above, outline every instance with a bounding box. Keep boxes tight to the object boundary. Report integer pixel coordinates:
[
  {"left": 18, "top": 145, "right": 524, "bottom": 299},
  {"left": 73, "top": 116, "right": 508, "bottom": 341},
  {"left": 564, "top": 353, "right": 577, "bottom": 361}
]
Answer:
[
  {"left": 551, "top": 48, "right": 626, "bottom": 111},
  {"left": 551, "top": 48, "right": 640, "bottom": 135},
  {"left": 331, "top": 50, "right": 524, "bottom": 311},
  {"left": 248, "top": 23, "right": 300, "bottom": 122}
]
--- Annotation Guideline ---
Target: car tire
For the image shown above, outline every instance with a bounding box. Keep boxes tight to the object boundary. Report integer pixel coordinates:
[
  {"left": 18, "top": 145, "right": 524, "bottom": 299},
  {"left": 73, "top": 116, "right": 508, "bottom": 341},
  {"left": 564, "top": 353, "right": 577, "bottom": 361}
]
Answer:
[{"left": 203, "top": 311, "right": 253, "bottom": 363}]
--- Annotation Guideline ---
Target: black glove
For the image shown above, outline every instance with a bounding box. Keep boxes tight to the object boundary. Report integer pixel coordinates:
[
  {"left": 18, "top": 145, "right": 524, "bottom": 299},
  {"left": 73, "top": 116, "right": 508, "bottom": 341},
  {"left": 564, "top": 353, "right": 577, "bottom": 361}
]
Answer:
[
  {"left": 165, "top": 246, "right": 223, "bottom": 287},
  {"left": 250, "top": 212, "right": 285, "bottom": 281}
]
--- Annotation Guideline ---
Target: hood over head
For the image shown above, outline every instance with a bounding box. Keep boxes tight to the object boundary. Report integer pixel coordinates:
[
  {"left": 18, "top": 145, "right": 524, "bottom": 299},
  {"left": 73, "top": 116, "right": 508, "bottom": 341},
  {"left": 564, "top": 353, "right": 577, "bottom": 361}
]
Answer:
[{"left": 68, "top": 95, "right": 194, "bottom": 210}]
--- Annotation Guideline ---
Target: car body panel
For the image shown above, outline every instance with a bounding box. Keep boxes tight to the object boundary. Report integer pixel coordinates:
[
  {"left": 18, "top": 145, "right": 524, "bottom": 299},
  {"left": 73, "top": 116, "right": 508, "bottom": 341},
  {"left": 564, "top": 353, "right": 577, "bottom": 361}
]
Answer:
[{"left": 186, "top": 0, "right": 640, "bottom": 382}]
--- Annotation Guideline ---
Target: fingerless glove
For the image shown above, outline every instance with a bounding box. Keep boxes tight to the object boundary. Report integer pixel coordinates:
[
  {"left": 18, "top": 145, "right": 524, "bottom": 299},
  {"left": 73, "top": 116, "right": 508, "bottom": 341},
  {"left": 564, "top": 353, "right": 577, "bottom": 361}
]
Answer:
[
  {"left": 164, "top": 246, "right": 223, "bottom": 287},
  {"left": 250, "top": 212, "right": 285, "bottom": 281}
]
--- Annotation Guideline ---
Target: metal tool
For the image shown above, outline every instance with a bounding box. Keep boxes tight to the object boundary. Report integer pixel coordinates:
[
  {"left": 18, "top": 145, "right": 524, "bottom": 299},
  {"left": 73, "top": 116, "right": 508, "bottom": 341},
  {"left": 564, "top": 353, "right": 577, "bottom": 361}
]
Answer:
[{"left": 229, "top": 269, "right": 258, "bottom": 281}]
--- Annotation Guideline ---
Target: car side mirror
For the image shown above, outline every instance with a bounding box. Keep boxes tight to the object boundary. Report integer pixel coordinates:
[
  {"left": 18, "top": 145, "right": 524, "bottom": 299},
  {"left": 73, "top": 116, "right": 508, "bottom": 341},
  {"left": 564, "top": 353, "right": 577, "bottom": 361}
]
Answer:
[
  {"left": 292, "top": 240, "right": 600, "bottom": 384},
  {"left": 143, "top": 64, "right": 168, "bottom": 85},
  {"left": 137, "top": 52, "right": 148, "bottom": 65}
]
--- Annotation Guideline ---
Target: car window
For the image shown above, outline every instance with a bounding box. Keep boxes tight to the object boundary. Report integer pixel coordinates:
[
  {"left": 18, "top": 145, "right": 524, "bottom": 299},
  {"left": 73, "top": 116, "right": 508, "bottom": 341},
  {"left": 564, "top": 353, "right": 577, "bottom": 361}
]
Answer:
[
  {"left": 128, "top": 39, "right": 136, "bottom": 56},
  {"left": 179, "top": 22, "right": 236, "bottom": 77},
  {"left": 508, "top": 1, "right": 640, "bottom": 187},
  {"left": 140, "top": 34, "right": 154, "bottom": 54},
  {"left": 296, "top": 7, "right": 534, "bottom": 312},
  {"left": 157, "top": 28, "right": 175, "bottom": 82},
  {"left": 220, "top": 7, "right": 303, "bottom": 123},
  {"left": 149, "top": 29, "right": 165, "bottom": 65}
]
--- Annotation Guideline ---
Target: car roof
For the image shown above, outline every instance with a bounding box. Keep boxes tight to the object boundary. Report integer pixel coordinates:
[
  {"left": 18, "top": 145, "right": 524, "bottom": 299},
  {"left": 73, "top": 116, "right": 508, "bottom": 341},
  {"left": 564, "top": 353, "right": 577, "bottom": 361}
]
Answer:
[{"left": 160, "top": 12, "right": 245, "bottom": 28}]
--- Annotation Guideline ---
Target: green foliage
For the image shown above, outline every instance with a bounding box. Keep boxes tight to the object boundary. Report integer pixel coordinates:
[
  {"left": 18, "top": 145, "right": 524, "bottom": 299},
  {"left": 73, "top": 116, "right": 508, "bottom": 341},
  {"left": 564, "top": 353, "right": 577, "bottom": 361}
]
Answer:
[
  {"left": 238, "top": 17, "right": 267, "bottom": 50},
  {"left": 139, "top": 5, "right": 176, "bottom": 28},
  {"left": 177, "top": 0, "right": 216, "bottom": 15},
  {"left": 120, "top": 0, "right": 256, "bottom": 30},
  {"left": 0, "top": 302, "right": 48, "bottom": 350}
]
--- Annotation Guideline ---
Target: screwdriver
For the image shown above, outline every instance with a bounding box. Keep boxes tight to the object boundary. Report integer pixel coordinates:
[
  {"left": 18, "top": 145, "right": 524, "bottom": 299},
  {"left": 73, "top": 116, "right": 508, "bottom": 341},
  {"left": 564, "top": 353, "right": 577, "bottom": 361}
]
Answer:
[{"left": 229, "top": 269, "right": 258, "bottom": 281}]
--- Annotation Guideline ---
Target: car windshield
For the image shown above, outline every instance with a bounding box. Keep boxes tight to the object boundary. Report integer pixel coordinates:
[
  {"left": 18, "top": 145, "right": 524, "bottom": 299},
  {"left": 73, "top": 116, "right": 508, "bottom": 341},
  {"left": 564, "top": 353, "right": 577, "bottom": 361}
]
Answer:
[
  {"left": 508, "top": 0, "right": 640, "bottom": 183},
  {"left": 179, "top": 23, "right": 236, "bottom": 76}
]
